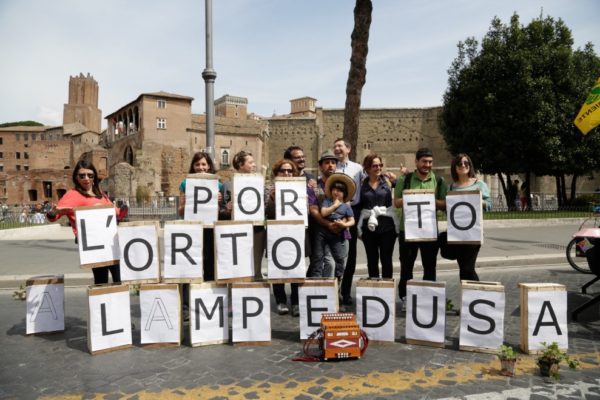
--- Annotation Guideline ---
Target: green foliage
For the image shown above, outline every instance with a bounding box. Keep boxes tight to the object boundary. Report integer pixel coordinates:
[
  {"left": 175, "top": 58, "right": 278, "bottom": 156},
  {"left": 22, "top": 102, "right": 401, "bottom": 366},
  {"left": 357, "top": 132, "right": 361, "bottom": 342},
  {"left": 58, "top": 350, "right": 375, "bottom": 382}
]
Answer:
[
  {"left": 442, "top": 13, "right": 600, "bottom": 203},
  {"left": 497, "top": 344, "right": 518, "bottom": 360},
  {"left": 537, "top": 341, "right": 579, "bottom": 379},
  {"left": 12, "top": 284, "right": 26, "bottom": 301},
  {"left": 0, "top": 121, "right": 44, "bottom": 127}
]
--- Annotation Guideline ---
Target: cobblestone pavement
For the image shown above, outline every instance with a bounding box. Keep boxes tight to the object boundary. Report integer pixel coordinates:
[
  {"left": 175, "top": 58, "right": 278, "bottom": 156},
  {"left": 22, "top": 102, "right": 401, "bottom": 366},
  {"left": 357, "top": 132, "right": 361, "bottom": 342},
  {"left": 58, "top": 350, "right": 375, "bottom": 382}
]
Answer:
[{"left": 1, "top": 264, "right": 599, "bottom": 399}]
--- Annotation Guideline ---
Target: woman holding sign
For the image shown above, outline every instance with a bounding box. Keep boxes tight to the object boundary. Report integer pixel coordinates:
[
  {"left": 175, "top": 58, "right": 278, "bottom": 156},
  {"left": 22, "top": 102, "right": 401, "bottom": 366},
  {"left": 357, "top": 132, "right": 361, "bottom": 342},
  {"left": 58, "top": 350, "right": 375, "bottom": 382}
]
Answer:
[
  {"left": 46, "top": 160, "right": 124, "bottom": 284},
  {"left": 358, "top": 154, "right": 397, "bottom": 279},
  {"left": 178, "top": 151, "right": 225, "bottom": 281},
  {"left": 266, "top": 159, "right": 300, "bottom": 315},
  {"left": 449, "top": 153, "right": 492, "bottom": 281}
]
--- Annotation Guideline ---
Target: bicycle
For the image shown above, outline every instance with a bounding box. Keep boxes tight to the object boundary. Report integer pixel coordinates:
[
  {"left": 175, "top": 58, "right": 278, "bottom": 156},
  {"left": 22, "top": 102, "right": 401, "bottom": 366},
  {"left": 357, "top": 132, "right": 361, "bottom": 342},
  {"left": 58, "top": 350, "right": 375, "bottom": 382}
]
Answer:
[{"left": 566, "top": 211, "right": 600, "bottom": 274}]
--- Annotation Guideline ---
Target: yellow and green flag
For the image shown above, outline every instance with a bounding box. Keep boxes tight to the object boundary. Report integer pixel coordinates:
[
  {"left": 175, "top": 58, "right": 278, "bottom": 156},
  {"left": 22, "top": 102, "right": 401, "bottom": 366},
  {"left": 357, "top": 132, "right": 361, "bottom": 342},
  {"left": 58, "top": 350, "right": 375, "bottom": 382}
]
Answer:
[{"left": 574, "top": 77, "right": 600, "bottom": 135}]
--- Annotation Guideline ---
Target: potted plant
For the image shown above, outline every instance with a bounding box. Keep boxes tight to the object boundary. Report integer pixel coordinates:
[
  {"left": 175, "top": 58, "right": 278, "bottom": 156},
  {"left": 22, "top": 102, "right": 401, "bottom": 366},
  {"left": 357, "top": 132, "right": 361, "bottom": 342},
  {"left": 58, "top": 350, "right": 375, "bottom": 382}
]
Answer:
[
  {"left": 497, "top": 345, "right": 518, "bottom": 376},
  {"left": 537, "top": 341, "right": 579, "bottom": 379}
]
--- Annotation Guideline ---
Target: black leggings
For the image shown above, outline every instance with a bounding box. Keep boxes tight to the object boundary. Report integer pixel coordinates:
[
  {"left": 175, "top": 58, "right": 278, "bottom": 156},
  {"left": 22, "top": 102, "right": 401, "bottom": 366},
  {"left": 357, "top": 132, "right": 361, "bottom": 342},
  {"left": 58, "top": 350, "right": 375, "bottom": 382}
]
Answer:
[{"left": 92, "top": 264, "right": 121, "bottom": 285}]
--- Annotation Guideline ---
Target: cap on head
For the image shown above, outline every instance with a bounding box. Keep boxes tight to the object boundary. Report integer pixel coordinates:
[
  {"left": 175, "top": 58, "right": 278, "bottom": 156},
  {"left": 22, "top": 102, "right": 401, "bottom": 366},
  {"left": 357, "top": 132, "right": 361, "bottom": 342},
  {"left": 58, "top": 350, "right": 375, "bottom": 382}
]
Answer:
[{"left": 318, "top": 149, "right": 338, "bottom": 164}]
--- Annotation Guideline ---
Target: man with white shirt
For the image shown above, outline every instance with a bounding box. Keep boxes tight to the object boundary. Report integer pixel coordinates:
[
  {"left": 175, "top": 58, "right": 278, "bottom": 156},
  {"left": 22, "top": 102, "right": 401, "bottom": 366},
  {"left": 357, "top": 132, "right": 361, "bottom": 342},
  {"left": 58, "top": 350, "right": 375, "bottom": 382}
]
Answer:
[{"left": 333, "top": 138, "right": 364, "bottom": 305}]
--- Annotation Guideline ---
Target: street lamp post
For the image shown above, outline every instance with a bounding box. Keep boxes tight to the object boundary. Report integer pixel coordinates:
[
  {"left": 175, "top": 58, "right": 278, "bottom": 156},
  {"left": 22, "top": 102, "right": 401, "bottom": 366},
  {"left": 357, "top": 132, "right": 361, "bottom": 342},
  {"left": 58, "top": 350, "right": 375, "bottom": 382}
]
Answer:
[{"left": 202, "top": 0, "right": 217, "bottom": 160}]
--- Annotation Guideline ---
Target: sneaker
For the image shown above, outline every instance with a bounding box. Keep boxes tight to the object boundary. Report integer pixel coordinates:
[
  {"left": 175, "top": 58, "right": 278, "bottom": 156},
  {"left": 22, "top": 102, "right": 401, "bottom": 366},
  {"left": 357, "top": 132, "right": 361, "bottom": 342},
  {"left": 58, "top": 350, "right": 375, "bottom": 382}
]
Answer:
[
  {"left": 291, "top": 305, "right": 300, "bottom": 317},
  {"left": 399, "top": 297, "right": 406, "bottom": 312},
  {"left": 276, "top": 303, "right": 289, "bottom": 315}
]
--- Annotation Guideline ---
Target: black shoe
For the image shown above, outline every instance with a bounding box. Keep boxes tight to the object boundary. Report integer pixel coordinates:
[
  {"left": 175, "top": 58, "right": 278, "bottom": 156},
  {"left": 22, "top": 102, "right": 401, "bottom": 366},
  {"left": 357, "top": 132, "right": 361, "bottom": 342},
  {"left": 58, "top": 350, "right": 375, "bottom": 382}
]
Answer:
[{"left": 342, "top": 296, "right": 353, "bottom": 306}]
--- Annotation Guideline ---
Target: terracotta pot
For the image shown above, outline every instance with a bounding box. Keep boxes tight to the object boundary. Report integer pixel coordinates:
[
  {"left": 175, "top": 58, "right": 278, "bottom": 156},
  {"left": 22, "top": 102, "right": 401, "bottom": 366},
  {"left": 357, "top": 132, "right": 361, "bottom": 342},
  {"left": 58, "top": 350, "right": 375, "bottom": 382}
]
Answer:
[
  {"left": 500, "top": 359, "right": 516, "bottom": 377},
  {"left": 538, "top": 359, "right": 560, "bottom": 377}
]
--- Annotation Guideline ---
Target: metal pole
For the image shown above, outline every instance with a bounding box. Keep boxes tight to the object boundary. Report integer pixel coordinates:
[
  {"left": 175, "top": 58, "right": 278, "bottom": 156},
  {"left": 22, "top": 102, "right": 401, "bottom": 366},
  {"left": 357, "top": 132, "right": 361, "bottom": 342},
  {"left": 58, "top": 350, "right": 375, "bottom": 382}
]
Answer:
[{"left": 202, "top": 0, "right": 217, "bottom": 160}]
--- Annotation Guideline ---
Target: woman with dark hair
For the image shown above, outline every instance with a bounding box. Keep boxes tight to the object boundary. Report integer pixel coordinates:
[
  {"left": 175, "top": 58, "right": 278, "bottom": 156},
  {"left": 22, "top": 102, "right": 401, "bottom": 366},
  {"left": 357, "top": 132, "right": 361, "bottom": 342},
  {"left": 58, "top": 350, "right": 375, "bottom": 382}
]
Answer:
[
  {"left": 265, "top": 159, "right": 300, "bottom": 315},
  {"left": 226, "top": 150, "right": 265, "bottom": 280},
  {"left": 178, "top": 151, "right": 225, "bottom": 281},
  {"left": 46, "top": 159, "right": 124, "bottom": 284},
  {"left": 358, "top": 154, "right": 398, "bottom": 279},
  {"left": 448, "top": 153, "right": 491, "bottom": 281}
]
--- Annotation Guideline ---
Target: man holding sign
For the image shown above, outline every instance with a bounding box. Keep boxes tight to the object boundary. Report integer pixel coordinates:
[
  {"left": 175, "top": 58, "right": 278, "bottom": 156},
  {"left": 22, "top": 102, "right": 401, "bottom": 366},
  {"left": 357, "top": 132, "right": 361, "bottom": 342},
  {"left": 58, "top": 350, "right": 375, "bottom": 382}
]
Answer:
[{"left": 394, "top": 148, "right": 447, "bottom": 309}]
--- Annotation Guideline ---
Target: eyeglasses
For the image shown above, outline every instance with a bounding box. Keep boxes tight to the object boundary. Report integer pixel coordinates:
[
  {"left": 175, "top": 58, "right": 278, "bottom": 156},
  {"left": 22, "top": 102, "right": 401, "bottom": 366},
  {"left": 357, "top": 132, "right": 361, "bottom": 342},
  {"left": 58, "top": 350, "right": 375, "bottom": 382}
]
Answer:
[
  {"left": 78, "top": 173, "right": 95, "bottom": 179},
  {"left": 371, "top": 163, "right": 384, "bottom": 169},
  {"left": 278, "top": 168, "right": 294, "bottom": 174},
  {"left": 457, "top": 161, "right": 470, "bottom": 167}
]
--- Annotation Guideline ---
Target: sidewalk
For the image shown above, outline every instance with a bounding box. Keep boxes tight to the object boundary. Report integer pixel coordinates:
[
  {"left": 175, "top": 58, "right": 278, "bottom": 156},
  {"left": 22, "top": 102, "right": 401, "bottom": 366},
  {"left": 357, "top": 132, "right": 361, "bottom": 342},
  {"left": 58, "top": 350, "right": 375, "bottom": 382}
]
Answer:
[{"left": 1, "top": 264, "right": 598, "bottom": 399}]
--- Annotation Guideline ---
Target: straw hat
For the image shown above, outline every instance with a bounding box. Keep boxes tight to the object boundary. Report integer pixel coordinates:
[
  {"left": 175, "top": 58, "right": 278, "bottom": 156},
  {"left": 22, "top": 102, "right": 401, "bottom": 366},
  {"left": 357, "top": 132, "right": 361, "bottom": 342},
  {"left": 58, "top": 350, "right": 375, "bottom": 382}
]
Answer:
[{"left": 325, "top": 173, "right": 356, "bottom": 202}]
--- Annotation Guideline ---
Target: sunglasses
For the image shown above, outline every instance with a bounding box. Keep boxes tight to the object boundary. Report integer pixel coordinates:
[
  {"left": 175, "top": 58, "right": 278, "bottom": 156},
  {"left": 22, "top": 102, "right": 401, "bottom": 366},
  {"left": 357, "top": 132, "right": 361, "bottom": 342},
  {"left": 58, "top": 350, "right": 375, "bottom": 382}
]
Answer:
[
  {"left": 371, "top": 163, "right": 384, "bottom": 169},
  {"left": 278, "top": 168, "right": 294, "bottom": 174},
  {"left": 78, "top": 173, "right": 95, "bottom": 179},
  {"left": 457, "top": 161, "right": 470, "bottom": 167}
]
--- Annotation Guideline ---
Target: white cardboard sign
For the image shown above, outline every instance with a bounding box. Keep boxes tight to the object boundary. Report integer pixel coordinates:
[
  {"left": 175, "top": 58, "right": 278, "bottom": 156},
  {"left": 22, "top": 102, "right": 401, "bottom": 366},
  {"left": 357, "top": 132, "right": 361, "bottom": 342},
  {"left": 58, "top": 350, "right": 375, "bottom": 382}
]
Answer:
[
  {"left": 163, "top": 222, "right": 204, "bottom": 280},
  {"left": 88, "top": 287, "right": 132, "bottom": 353},
  {"left": 190, "top": 284, "right": 229, "bottom": 346},
  {"left": 75, "top": 206, "right": 119, "bottom": 267},
  {"left": 231, "top": 285, "right": 271, "bottom": 343},
  {"left": 274, "top": 178, "right": 308, "bottom": 227},
  {"left": 267, "top": 221, "right": 306, "bottom": 280},
  {"left": 118, "top": 224, "right": 160, "bottom": 282},
  {"left": 140, "top": 285, "right": 181, "bottom": 344},
  {"left": 298, "top": 282, "right": 338, "bottom": 339},
  {"left": 406, "top": 282, "right": 446, "bottom": 344},
  {"left": 446, "top": 191, "right": 483, "bottom": 243},
  {"left": 232, "top": 174, "right": 265, "bottom": 223},
  {"left": 214, "top": 222, "right": 254, "bottom": 280},
  {"left": 459, "top": 289, "right": 505, "bottom": 350},
  {"left": 184, "top": 175, "right": 219, "bottom": 226},
  {"left": 26, "top": 282, "right": 65, "bottom": 334},
  {"left": 527, "top": 290, "right": 568, "bottom": 351},
  {"left": 356, "top": 285, "right": 395, "bottom": 342},
  {"left": 403, "top": 192, "right": 437, "bottom": 241}
]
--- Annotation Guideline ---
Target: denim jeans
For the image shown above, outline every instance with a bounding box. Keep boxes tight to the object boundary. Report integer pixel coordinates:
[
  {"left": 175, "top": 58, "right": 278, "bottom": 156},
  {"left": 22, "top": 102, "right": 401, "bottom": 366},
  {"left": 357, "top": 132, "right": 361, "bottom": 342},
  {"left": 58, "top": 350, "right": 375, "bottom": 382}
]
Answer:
[{"left": 310, "top": 228, "right": 348, "bottom": 278}]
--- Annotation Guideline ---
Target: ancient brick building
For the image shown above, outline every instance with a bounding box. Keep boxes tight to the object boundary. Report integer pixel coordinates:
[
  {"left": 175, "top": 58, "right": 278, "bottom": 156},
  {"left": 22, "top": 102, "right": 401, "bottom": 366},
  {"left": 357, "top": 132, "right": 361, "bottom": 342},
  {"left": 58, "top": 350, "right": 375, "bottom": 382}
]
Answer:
[
  {"left": 267, "top": 97, "right": 452, "bottom": 179},
  {"left": 0, "top": 74, "right": 104, "bottom": 206},
  {"left": 102, "top": 92, "right": 267, "bottom": 199}
]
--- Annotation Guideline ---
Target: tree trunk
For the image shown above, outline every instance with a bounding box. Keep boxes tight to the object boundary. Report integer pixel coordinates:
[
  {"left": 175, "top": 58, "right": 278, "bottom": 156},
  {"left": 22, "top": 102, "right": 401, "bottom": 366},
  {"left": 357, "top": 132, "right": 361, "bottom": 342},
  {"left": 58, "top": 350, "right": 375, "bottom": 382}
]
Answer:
[
  {"left": 342, "top": 0, "right": 372, "bottom": 162},
  {"left": 569, "top": 174, "right": 579, "bottom": 204},
  {"left": 555, "top": 175, "right": 562, "bottom": 208},
  {"left": 524, "top": 171, "right": 531, "bottom": 211}
]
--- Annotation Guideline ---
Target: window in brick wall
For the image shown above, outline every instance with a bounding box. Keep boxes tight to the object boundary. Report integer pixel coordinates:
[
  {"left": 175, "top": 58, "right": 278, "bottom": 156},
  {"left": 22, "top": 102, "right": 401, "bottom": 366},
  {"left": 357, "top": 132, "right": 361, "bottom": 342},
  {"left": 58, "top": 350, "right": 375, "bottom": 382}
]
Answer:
[
  {"left": 157, "top": 118, "right": 167, "bottom": 129},
  {"left": 16, "top": 152, "right": 20, "bottom": 159},
  {"left": 157, "top": 99, "right": 167, "bottom": 109}
]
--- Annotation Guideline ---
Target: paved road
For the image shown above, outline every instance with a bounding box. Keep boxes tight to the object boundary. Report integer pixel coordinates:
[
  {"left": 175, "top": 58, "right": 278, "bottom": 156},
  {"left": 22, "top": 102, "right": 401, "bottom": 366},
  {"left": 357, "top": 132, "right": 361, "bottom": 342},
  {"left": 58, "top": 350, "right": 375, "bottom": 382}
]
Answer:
[
  {"left": 0, "top": 264, "right": 598, "bottom": 399},
  {"left": 0, "top": 220, "right": 585, "bottom": 288}
]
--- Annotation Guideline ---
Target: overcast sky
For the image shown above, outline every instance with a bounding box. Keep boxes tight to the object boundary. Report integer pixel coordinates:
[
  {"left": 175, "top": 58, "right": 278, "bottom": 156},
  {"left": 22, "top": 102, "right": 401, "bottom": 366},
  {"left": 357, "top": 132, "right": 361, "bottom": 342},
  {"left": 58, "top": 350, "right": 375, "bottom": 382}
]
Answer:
[{"left": 0, "top": 0, "right": 597, "bottom": 129}]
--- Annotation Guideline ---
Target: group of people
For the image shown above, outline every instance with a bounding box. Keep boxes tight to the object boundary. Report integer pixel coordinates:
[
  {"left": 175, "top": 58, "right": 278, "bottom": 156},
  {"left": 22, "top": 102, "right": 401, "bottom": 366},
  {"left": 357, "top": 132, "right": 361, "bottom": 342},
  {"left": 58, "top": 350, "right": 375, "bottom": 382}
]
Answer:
[{"left": 48, "top": 142, "right": 491, "bottom": 317}]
